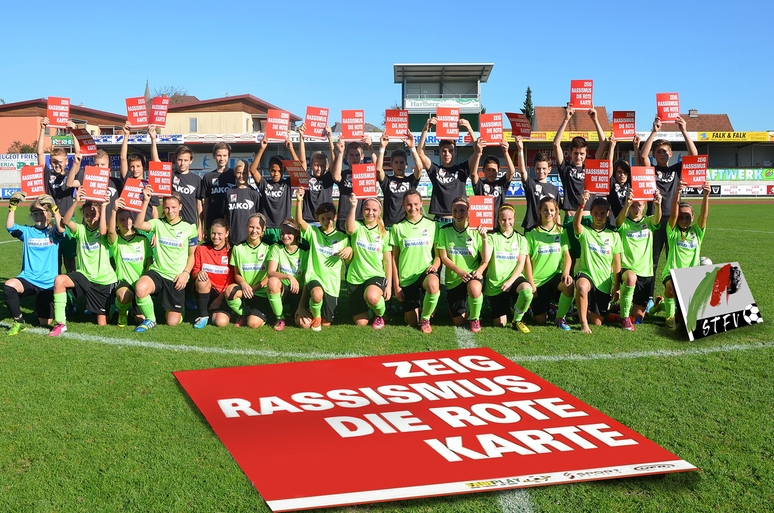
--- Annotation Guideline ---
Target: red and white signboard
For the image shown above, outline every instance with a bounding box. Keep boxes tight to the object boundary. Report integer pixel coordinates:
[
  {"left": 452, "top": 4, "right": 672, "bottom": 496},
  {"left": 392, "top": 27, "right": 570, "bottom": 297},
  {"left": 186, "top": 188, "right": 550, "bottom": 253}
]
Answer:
[
  {"left": 468, "top": 195, "right": 495, "bottom": 230},
  {"left": 151, "top": 97, "right": 170, "bottom": 127},
  {"left": 304, "top": 106, "right": 329, "bottom": 140},
  {"left": 630, "top": 166, "right": 657, "bottom": 201},
  {"left": 570, "top": 80, "right": 593, "bottom": 109},
  {"left": 174, "top": 348, "right": 696, "bottom": 512},
  {"left": 479, "top": 113, "right": 503, "bottom": 145},
  {"left": 384, "top": 109, "right": 409, "bottom": 138},
  {"left": 351, "top": 163, "right": 377, "bottom": 197},
  {"left": 681, "top": 155, "right": 708, "bottom": 187},
  {"left": 71, "top": 129, "right": 97, "bottom": 156},
  {"left": 656, "top": 93, "right": 680, "bottom": 124},
  {"left": 148, "top": 161, "right": 173, "bottom": 197},
  {"left": 768, "top": 185, "right": 774, "bottom": 195},
  {"left": 341, "top": 110, "right": 365, "bottom": 141},
  {"left": 47, "top": 97, "right": 70, "bottom": 128},
  {"left": 20, "top": 165, "right": 45, "bottom": 199},
  {"left": 506, "top": 112, "right": 532, "bottom": 138},
  {"left": 119, "top": 178, "right": 146, "bottom": 213},
  {"left": 435, "top": 107, "right": 460, "bottom": 140},
  {"left": 126, "top": 97, "right": 149, "bottom": 127},
  {"left": 612, "top": 111, "right": 636, "bottom": 140},
  {"left": 281, "top": 160, "right": 309, "bottom": 188},
  {"left": 584, "top": 159, "right": 610, "bottom": 194},
  {"left": 82, "top": 166, "right": 111, "bottom": 202},
  {"left": 265, "top": 110, "right": 290, "bottom": 143}
]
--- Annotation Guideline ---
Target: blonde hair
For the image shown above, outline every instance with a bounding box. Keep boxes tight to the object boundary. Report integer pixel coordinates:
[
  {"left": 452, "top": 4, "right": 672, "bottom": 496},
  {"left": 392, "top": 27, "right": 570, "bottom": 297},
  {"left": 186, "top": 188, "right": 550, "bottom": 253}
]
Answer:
[{"left": 362, "top": 197, "right": 386, "bottom": 237}]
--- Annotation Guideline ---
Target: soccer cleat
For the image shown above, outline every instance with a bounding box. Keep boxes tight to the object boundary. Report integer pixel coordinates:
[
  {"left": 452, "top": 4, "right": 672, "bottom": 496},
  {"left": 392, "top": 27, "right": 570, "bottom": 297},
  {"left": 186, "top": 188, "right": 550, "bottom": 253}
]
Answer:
[
  {"left": 311, "top": 317, "right": 322, "bottom": 332},
  {"left": 134, "top": 319, "right": 156, "bottom": 333},
  {"left": 621, "top": 316, "right": 635, "bottom": 331},
  {"left": 273, "top": 319, "right": 285, "bottom": 332},
  {"left": 512, "top": 321, "right": 531, "bottom": 333},
  {"left": 665, "top": 316, "right": 677, "bottom": 331},
  {"left": 117, "top": 311, "right": 128, "bottom": 328},
  {"left": 469, "top": 319, "right": 481, "bottom": 333},
  {"left": 372, "top": 316, "right": 385, "bottom": 330},
  {"left": 234, "top": 316, "right": 246, "bottom": 328},
  {"left": 7, "top": 321, "right": 26, "bottom": 336},
  {"left": 645, "top": 298, "right": 655, "bottom": 314},
  {"left": 193, "top": 317, "right": 209, "bottom": 329},
  {"left": 607, "top": 313, "right": 621, "bottom": 323},
  {"left": 48, "top": 323, "right": 67, "bottom": 337},
  {"left": 419, "top": 319, "right": 432, "bottom": 334},
  {"left": 555, "top": 317, "right": 571, "bottom": 331}
]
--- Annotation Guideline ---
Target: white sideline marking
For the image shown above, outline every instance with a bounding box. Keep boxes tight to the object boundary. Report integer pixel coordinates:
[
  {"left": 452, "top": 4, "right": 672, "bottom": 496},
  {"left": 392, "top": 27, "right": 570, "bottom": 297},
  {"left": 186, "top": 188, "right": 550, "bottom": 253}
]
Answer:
[
  {"left": 0, "top": 239, "right": 20, "bottom": 245},
  {"left": 454, "top": 326, "right": 477, "bottom": 348}
]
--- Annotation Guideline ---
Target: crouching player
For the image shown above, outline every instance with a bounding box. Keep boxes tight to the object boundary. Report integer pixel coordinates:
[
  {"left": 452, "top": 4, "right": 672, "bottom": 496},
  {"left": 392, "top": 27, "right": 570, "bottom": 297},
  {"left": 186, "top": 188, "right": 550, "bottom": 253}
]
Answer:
[
  {"left": 132, "top": 188, "right": 198, "bottom": 332},
  {"left": 574, "top": 191, "right": 622, "bottom": 334},
  {"left": 225, "top": 214, "right": 271, "bottom": 328},
  {"left": 192, "top": 219, "right": 234, "bottom": 328},
  {"left": 266, "top": 218, "right": 308, "bottom": 331}
]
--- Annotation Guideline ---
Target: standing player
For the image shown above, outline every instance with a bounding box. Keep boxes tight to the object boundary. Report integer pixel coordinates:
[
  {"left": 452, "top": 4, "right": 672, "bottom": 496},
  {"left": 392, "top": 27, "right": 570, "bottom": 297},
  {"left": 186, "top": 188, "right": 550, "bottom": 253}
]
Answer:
[
  {"left": 298, "top": 124, "right": 336, "bottom": 226},
  {"left": 4, "top": 193, "right": 64, "bottom": 334},
  {"left": 119, "top": 123, "right": 160, "bottom": 223},
  {"left": 390, "top": 190, "right": 441, "bottom": 333},
  {"left": 517, "top": 136, "right": 559, "bottom": 232},
  {"left": 331, "top": 137, "right": 376, "bottom": 233},
  {"left": 171, "top": 145, "right": 204, "bottom": 240},
  {"left": 192, "top": 219, "right": 234, "bottom": 329},
  {"left": 437, "top": 196, "right": 489, "bottom": 332},
  {"left": 66, "top": 149, "right": 123, "bottom": 214},
  {"left": 202, "top": 142, "right": 236, "bottom": 234},
  {"left": 249, "top": 138, "right": 292, "bottom": 244},
  {"left": 225, "top": 213, "right": 272, "bottom": 329},
  {"left": 225, "top": 160, "right": 260, "bottom": 246},
  {"left": 470, "top": 139, "right": 516, "bottom": 213},
  {"left": 375, "top": 132, "right": 422, "bottom": 227},
  {"left": 266, "top": 218, "right": 308, "bottom": 331},
  {"left": 346, "top": 194, "right": 392, "bottom": 329}
]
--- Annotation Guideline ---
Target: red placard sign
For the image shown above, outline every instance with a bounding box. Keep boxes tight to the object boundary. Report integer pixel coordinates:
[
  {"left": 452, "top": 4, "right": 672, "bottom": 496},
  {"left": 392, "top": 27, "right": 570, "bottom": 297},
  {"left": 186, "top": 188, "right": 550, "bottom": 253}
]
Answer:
[
  {"left": 304, "top": 106, "right": 329, "bottom": 140},
  {"left": 681, "top": 155, "right": 708, "bottom": 187},
  {"left": 46, "top": 97, "right": 70, "bottom": 128},
  {"left": 265, "top": 109, "right": 290, "bottom": 143},
  {"left": 583, "top": 159, "right": 610, "bottom": 194},
  {"left": 468, "top": 195, "right": 495, "bottom": 229},
  {"left": 612, "top": 111, "right": 636, "bottom": 140},
  {"left": 281, "top": 160, "right": 309, "bottom": 188},
  {"left": 506, "top": 112, "right": 532, "bottom": 138},
  {"left": 147, "top": 161, "right": 173, "bottom": 197},
  {"left": 435, "top": 107, "right": 459, "bottom": 140},
  {"left": 20, "top": 165, "right": 45, "bottom": 199},
  {"left": 351, "top": 163, "right": 377, "bottom": 197},
  {"left": 630, "top": 166, "right": 657, "bottom": 201},
  {"left": 656, "top": 93, "right": 680, "bottom": 123},
  {"left": 71, "top": 129, "right": 97, "bottom": 156},
  {"left": 479, "top": 113, "right": 504, "bottom": 145},
  {"left": 384, "top": 109, "right": 409, "bottom": 138},
  {"left": 125, "top": 97, "right": 148, "bottom": 127},
  {"left": 341, "top": 110, "right": 364, "bottom": 141},
  {"left": 174, "top": 347, "right": 696, "bottom": 512},
  {"left": 570, "top": 80, "right": 593, "bottom": 109},
  {"left": 151, "top": 97, "right": 170, "bottom": 127},
  {"left": 119, "top": 178, "right": 146, "bottom": 213},
  {"left": 82, "top": 166, "right": 111, "bottom": 202}
]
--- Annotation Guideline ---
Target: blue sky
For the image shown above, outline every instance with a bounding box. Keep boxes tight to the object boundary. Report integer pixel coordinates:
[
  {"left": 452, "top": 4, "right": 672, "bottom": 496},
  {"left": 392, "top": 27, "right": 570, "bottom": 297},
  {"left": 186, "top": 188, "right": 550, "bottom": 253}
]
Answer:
[{"left": 4, "top": 0, "right": 772, "bottom": 131}]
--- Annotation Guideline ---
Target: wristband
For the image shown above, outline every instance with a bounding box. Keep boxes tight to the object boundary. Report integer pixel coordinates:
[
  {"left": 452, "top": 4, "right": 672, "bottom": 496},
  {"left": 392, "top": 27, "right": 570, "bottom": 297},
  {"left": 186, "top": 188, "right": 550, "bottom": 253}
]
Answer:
[
  {"left": 51, "top": 206, "right": 59, "bottom": 214},
  {"left": 9, "top": 205, "right": 16, "bottom": 211},
  {"left": 379, "top": 148, "right": 386, "bottom": 154}
]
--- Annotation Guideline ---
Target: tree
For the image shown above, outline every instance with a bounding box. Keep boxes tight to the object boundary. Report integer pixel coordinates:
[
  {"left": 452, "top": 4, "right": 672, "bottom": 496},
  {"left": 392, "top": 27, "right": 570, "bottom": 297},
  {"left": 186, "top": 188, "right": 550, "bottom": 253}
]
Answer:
[
  {"left": 152, "top": 86, "right": 190, "bottom": 105},
  {"left": 521, "top": 86, "right": 534, "bottom": 127},
  {"left": 7, "top": 140, "right": 36, "bottom": 154}
]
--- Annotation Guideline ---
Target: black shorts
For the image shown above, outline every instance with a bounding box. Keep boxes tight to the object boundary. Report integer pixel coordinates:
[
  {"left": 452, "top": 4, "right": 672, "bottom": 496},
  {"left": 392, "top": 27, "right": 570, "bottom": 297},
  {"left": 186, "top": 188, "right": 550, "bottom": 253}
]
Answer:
[
  {"left": 619, "top": 271, "right": 654, "bottom": 308},
  {"left": 16, "top": 277, "right": 54, "bottom": 319},
  {"left": 115, "top": 281, "right": 142, "bottom": 316},
  {"left": 348, "top": 277, "right": 387, "bottom": 316},
  {"left": 400, "top": 271, "right": 439, "bottom": 312},
  {"left": 446, "top": 279, "right": 483, "bottom": 318},
  {"left": 144, "top": 270, "right": 185, "bottom": 313},
  {"left": 575, "top": 272, "right": 611, "bottom": 316},
  {"left": 246, "top": 295, "right": 270, "bottom": 323},
  {"left": 532, "top": 274, "right": 563, "bottom": 316},
  {"left": 68, "top": 271, "right": 116, "bottom": 316},
  {"left": 488, "top": 276, "right": 528, "bottom": 318},
  {"left": 205, "top": 288, "right": 231, "bottom": 316},
  {"left": 306, "top": 280, "right": 339, "bottom": 322}
]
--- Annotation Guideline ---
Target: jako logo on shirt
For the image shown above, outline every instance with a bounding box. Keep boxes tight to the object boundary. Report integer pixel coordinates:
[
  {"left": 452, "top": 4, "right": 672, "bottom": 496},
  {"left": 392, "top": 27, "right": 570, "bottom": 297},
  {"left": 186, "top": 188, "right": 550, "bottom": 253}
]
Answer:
[
  {"left": 174, "top": 183, "right": 197, "bottom": 195},
  {"left": 229, "top": 197, "right": 255, "bottom": 210}
]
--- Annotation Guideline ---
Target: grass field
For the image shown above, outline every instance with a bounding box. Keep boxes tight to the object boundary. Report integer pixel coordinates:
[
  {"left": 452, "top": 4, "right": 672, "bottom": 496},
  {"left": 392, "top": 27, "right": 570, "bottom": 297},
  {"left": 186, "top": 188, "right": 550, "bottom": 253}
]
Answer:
[{"left": 1, "top": 200, "right": 773, "bottom": 513}]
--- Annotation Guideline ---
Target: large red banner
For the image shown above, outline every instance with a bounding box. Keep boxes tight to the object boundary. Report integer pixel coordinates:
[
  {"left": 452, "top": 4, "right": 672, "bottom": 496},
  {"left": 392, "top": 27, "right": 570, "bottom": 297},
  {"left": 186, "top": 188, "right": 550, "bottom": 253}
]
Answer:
[
  {"left": 612, "top": 111, "right": 636, "bottom": 140},
  {"left": 570, "top": 80, "right": 593, "bottom": 109},
  {"left": 435, "top": 107, "right": 459, "bottom": 140},
  {"left": 656, "top": 93, "right": 680, "bottom": 124},
  {"left": 304, "top": 106, "right": 329, "bottom": 140},
  {"left": 681, "top": 155, "right": 708, "bottom": 187},
  {"left": 20, "top": 165, "right": 46, "bottom": 199},
  {"left": 126, "top": 97, "right": 149, "bottom": 127},
  {"left": 468, "top": 195, "right": 495, "bottom": 229},
  {"left": 351, "top": 163, "right": 377, "bottom": 197},
  {"left": 46, "top": 97, "right": 70, "bottom": 128},
  {"left": 479, "top": 113, "right": 503, "bottom": 145},
  {"left": 174, "top": 348, "right": 696, "bottom": 512},
  {"left": 583, "top": 159, "right": 610, "bottom": 194}
]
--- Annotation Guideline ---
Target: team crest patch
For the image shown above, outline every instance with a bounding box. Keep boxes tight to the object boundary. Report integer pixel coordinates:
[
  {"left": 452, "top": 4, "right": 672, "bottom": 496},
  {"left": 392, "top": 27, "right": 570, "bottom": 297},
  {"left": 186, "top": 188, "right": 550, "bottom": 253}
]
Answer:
[
  {"left": 230, "top": 194, "right": 237, "bottom": 202},
  {"left": 176, "top": 230, "right": 184, "bottom": 238},
  {"left": 135, "top": 245, "right": 141, "bottom": 253},
  {"left": 466, "top": 238, "right": 473, "bottom": 245},
  {"left": 554, "top": 236, "right": 560, "bottom": 243},
  {"left": 221, "top": 256, "right": 228, "bottom": 264},
  {"left": 422, "top": 228, "right": 428, "bottom": 236}
]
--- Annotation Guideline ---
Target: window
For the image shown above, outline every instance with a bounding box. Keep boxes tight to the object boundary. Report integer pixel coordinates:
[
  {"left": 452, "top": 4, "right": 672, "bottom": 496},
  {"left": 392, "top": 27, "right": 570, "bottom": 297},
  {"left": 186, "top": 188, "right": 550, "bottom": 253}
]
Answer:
[{"left": 189, "top": 117, "right": 198, "bottom": 133}]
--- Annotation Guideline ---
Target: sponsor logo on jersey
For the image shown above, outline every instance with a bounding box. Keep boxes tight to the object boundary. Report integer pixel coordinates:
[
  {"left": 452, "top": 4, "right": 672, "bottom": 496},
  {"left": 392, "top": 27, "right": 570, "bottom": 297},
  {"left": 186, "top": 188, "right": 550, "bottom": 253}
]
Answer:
[
  {"left": 587, "top": 243, "right": 611, "bottom": 256},
  {"left": 677, "top": 237, "right": 698, "bottom": 250},
  {"left": 389, "top": 181, "right": 411, "bottom": 194},
  {"left": 626, "top": 228, "right": 649, "bottom": 240},
  {"left": 242, "top": 263, "right": 265, "bottom": 272},
  {"left": 81, "top": 241, "right": 100, "bottom": 251},
  {"left": 279, "top": 263, "right": 301, "bottom": 275},
  {"left": 317, "top": 245, "right": 336, "bottom": 257},
  {"left": 202, "top": 263, "right": 229, "bottom": 275},
  {"left": 27, "top": 238, "right": 53, "bottom": 247},
  {"left": 537, "top": 244, "right": 560, "bottom": 255},
  {"left": 494, "top": 251, "right": 517, "bottom": 260},
  {"left": 404, "top": 237, "right": 430, "bottom": 248},
  {"left": 159, "top": 237, "right": 183, "bottom": 249},
  {"left": 174, "top": 183, "right": 197, "bottom": 195},
  {"left": 356, "top": 239, "right": 382, "bottom": 253},
  {"left": 448, "top": 246, "right": 473, "bottom": 256},
  {"left": 229, "top": 198, "right": 255, "bottom": 210},
  {"left": 122, "top": 254, "right": 144, "bottom": 263},
  {"left": 210, "top": 185, "right": 233, "bottom": 195}
]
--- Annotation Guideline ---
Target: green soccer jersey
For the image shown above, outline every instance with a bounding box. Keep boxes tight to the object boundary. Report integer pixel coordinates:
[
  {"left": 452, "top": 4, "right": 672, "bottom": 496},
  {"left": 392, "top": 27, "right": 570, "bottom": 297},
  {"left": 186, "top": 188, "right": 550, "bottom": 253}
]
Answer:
[
  {"left": 526, "top": 225, "right": 569, "bottom": 287},
  {"left": 618, "top": 216, "right": 659, "bottom": 277},
  {"left": 391, "top": 216, "right": 437, "bottom": 287},
  {"left": 110, "top": 233, "right": 151, "bottom": 285},
  {"left": 147, "top": 218, "right": 198, "bottom": 281},
  {"left": 69, "top": 224, "right": 117, "bottom": 286},
  {"left": 485, "top": 231, "right": 528, "bottom": 296},
  {"left": 230, "top": 241, "right": 271, "bottom": 297},
  {"left": 575, "top": 226, "right": 622, "bottom": 294},
  {"left": 347, "top": 222, "right": 391, "bottom": 285},
  {"left": 302, "top": 225, "right": 350, "bottom": 298},
  {"left": 268, "top": 244, "right": 307, "bottom": 288},
  {"left": 663, "top": 223, "right": 705, "bottom": 280},
  {"left": 437, "top": 224, "right": 483, "bottom": 290}
]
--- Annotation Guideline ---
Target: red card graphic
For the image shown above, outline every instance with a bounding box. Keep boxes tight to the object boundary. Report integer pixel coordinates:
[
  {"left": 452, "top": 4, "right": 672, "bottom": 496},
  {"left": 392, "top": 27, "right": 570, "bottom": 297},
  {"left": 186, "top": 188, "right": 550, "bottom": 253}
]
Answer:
[
  {"left": 282, "top": 160, "right": 309, "bottom": 188},
  {"left": 570, "top": 80, "right": 593, "bottom": 109},
  {"left": 681, "top": 155, "right": 708, "bottom": 187},
  {"left": 479, "top": 113, "right": 504, "bottom": 145},
  {"left": 506, "top": 112, "right": 532, "bottom": 138},
  {"left": 71, "top": 129, "right": 97, "bottom": 156},
  {"left": 584, "top": 159, "right": 610, "bottom": 194},
  {"left": 351, "top": 163, "right": 377, "bottom": 197},
  {"left": 265, "top": 109, "right": 290, "bottom": 143},
  {"left": 126, "top": 97, "right": 148, "bottom": 127},
  {"left": 656, "top": 93, "right": 680, "bottom": 124},
  {"left": 82, "top": 166, "right": 111, "bottom": 202},
  {"left": 384, "top": 109, "right": 409, "bottom": 138},
  {"left": 304, "top": 106, "right": 329, "bottom": 140},
  {"left": 119, "top": 178, "right": 146, "bottom": 213},
  {"left": 630, "top": 166, "right": 657, "bottom": 201},
  {"left": 151, "top": 97, "right": 170, "bottom": 127},
  {"left": 435, "top": 107, "right": 459, "bottom": 140},
  {"left": 46, "top": 97, "right": 70, "bottom": 128},
  {"left": 468, "top": 195, "right": 495, "bottom": 230},
  {"left": 341, "top": 110, "right": 365, "bottom": 142},
  {"left": 612, "top": 111, "right": 636, "bottom": 140},
  {"left": 20, "top": 165, "right": 46, "bottom": 199},
  {"left": 148, "top": 161, "right": 173, "bottom": 197}
]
